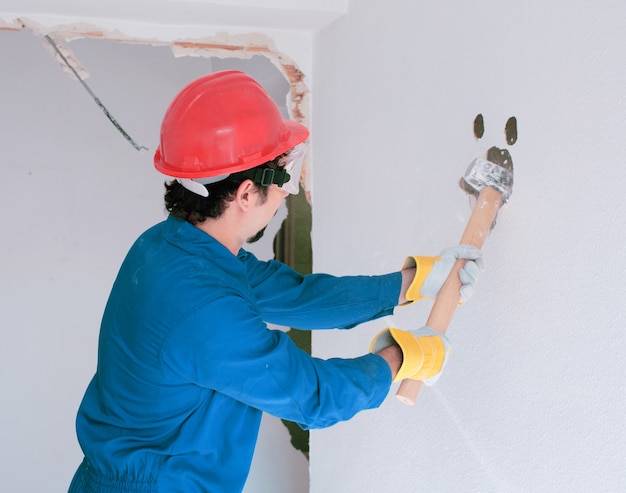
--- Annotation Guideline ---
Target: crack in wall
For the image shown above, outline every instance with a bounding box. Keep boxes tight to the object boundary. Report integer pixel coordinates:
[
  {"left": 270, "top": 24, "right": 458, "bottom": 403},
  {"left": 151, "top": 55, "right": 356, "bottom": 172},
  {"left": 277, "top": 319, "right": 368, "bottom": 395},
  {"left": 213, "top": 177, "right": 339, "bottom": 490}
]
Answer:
[
  {"left": 3, "top": 17, "right": 315, "bottom": 460},
  {"left": 3, "top": 17, "right": 312, "bottom": 198},
  {"left": 43, "top": 34, "right": 149, "bottom": 151}
]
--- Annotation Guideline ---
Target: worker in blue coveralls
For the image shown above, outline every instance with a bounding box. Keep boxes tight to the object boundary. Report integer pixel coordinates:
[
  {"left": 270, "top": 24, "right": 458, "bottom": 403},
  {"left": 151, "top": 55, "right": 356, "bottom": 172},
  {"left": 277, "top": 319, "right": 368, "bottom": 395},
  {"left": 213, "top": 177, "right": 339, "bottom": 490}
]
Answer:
[{"left": 69, "top": 70, "right": 482, "bottom": 493}]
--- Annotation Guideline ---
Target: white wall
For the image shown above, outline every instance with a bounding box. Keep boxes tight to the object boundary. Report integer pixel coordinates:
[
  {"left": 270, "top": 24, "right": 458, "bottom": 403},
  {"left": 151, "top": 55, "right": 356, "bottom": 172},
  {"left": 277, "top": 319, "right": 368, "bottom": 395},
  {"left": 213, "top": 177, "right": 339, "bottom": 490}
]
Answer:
[
  {"left": 311, "top": 1, "right": 626, "bottom": 492},
  {"left": 0, "top": 29, "right": 307, "bottom": 492},
  {"left": 3, "top": 1, "right": 626, "bottom": 492}
]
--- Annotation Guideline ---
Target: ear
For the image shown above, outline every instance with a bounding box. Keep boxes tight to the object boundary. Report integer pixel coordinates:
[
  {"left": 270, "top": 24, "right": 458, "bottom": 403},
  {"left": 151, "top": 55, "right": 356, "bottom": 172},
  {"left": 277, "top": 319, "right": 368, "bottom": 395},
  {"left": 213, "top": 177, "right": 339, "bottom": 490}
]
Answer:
[{"left": 234, "top": 179, "right": 257, "bottom": 211}]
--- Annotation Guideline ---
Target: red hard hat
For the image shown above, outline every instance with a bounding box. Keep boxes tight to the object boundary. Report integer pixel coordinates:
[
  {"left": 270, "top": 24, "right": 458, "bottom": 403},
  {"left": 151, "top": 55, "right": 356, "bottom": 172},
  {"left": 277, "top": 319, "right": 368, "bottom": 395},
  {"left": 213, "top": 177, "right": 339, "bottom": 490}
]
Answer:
[{"left": 154, "top": 70, "right": 309, "bottom": 179}]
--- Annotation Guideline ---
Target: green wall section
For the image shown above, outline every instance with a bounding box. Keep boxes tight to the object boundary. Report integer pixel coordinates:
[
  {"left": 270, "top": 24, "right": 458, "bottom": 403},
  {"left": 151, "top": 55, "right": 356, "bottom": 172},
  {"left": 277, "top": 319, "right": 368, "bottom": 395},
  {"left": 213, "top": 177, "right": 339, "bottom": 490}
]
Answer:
[{"left": 273, "top": 185, "right": 312, "bottom": 457}]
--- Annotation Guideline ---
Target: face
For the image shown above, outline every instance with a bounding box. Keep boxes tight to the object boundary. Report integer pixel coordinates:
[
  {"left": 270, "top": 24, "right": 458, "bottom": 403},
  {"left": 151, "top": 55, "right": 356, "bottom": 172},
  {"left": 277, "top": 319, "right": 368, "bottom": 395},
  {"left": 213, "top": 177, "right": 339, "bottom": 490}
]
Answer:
[{"left": 246, "top": 184, "right": 289, "bottom": 243}]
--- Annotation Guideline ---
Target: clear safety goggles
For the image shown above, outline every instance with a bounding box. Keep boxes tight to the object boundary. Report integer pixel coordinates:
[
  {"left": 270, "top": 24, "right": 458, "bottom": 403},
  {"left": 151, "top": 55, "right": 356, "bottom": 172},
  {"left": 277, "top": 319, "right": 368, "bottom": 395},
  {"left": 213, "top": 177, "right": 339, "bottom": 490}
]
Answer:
[
  {"left": 276, "top": 142, "right": 306, "bottom": 194},
  {"left": 177, "top": 143, "right": 306, "bottom": 197},
  {"left": 235, "top": 142, "right": 306, "bottom": 195}
]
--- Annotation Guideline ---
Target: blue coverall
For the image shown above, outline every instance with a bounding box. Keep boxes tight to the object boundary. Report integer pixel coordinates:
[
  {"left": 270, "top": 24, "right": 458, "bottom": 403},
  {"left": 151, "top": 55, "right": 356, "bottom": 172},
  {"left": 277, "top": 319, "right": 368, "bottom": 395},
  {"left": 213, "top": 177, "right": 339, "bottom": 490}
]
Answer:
[{"left": 69, "top": 215, "right": 401, "bottom": 492}]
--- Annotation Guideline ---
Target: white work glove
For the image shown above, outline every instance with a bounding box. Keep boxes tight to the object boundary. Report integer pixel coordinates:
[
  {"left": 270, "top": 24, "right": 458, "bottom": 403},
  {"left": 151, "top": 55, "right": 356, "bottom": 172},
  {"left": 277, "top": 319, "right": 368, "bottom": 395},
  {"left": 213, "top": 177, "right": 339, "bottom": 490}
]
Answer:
[{"left": 404, "top": 245, "right": 483, "bottom": 304}]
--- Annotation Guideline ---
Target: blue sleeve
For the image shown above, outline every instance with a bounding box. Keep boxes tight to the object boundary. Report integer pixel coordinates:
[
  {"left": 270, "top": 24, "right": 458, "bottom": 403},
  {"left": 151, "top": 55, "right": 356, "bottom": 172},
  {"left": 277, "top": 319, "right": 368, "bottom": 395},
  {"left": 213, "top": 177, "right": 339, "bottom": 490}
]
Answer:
[
  {"left": 239, "top": 250, "right": 402, "bottom": 329},
  {"left": 160, "top": 295, "right": 392, "bottom": 429}
]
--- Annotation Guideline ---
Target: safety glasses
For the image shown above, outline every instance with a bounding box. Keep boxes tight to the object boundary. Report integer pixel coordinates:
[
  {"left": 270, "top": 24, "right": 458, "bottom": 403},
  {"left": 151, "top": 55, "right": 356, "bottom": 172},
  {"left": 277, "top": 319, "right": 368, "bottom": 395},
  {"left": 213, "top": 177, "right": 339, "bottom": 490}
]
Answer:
[
  {"left": 178, "top": 143, "right": 307, "bottom": 197},
  {"left": 241, "top": 142, "right": 306, "bottom": 194},
  {"left": 277, "top": 143, "right": 307, "bottom": 194}
]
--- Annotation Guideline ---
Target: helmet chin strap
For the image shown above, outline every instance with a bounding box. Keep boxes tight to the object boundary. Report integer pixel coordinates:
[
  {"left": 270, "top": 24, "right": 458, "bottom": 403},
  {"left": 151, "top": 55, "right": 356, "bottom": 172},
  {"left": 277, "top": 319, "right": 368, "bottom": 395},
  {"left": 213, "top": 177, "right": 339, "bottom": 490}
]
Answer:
[{"left": 178, "top": 164, "right": 294, "bottom": 198}]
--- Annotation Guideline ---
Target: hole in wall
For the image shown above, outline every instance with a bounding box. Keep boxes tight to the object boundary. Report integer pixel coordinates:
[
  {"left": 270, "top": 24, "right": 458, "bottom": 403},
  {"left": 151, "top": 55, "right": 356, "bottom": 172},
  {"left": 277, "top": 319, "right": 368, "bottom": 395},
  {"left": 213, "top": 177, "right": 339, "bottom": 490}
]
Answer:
[
  {"left": 473, "top": 113, "right": 485, "bottom": 140},
  {"left": 68, "top": 36, "right": 313, "bottom": 458},
  {"left": 505, "top": 116, "right": 518, "bottom": 145},
  {"left": 2, "top": 23, "right": 313, "bottom": 461}
]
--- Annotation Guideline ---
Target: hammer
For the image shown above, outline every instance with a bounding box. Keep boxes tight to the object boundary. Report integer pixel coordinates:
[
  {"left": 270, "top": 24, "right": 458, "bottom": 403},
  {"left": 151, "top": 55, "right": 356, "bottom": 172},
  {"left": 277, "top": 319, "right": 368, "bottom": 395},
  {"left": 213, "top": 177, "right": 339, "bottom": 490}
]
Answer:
[{"left": 396, "top": 147, "right": 514, "bottom": 405}]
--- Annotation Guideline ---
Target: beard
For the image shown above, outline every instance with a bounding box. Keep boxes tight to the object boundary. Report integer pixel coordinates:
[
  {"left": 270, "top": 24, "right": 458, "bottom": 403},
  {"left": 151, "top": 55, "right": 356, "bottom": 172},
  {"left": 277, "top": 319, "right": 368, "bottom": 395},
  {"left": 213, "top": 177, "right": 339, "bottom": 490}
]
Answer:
[{"left": 246, "top": 226, "right": 267, "bottom": 244}]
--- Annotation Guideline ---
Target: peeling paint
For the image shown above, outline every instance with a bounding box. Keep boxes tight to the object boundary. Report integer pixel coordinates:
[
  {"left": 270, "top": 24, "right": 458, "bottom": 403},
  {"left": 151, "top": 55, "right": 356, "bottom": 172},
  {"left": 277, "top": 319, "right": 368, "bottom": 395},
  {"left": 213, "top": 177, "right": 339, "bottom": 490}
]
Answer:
[
  {"left": 42, "top": 34, "right": 90, "bottom": 80},
  {"left": 168, "top": 32, "right": 311, "bottom": 194},
  {"left": 0, "top": 17, "right": 24, "bottom": 31}
]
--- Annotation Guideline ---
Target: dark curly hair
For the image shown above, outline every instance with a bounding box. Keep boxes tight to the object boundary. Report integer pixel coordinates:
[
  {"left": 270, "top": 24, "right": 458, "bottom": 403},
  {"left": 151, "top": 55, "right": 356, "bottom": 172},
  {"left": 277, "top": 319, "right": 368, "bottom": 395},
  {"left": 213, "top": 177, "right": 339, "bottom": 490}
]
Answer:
[{"left": 164, "top": 155, "right": 284, "bottom": 225}]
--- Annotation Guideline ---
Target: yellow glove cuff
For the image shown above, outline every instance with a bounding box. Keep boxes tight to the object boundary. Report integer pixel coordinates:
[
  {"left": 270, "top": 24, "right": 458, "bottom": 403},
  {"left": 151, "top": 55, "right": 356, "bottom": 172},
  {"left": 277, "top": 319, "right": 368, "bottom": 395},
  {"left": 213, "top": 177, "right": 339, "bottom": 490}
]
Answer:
[
  {"left": 403, "top": 256, "right": 440, "bottom": 303},
  {"left": 371, "top": 327, "right": 448, "bottom": 383},
  {"left": 409, "top": 333, "right": 446, "bottom": 381},
  {"left": 387, "top": 328, "right": 424, "bottom": 381}
]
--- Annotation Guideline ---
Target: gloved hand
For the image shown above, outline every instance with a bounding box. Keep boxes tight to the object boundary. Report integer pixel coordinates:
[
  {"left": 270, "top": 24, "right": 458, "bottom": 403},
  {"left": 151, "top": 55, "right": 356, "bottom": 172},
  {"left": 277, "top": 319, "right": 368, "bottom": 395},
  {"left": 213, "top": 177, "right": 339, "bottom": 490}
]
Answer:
[
  {"left": 404, "top": 245, "right": 483, "bottom": 303},
  {"left": 371, "top": 326, "right": 451, "bottom": 385}
]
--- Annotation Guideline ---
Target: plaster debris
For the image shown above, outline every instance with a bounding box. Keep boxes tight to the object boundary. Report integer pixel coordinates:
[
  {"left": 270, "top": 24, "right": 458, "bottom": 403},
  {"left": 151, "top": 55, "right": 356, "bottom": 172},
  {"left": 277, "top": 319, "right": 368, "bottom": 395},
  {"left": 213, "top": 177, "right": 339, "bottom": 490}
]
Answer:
[
  {"left": 42, "top": 34, "right": 90, "bottom": 81},
  {"left": 0, "top": 17, "right": 24, "bottom": 31},
  {"left": 170, "top": 31, "right": 309, "bottom": 127},
  {"left": 169, "top": 31, "right": 310, "bottom": 193},
  {"left": 5, "top": 18, "right": 311, "bottom": 193}
]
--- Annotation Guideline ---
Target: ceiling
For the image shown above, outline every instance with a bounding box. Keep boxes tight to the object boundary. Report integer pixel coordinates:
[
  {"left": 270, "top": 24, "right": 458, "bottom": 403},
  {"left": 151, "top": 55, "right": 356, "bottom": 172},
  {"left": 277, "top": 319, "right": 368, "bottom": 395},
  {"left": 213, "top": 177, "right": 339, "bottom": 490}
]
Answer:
[{"left": 0, "top": 0, "right": 348, "bottom": 33}]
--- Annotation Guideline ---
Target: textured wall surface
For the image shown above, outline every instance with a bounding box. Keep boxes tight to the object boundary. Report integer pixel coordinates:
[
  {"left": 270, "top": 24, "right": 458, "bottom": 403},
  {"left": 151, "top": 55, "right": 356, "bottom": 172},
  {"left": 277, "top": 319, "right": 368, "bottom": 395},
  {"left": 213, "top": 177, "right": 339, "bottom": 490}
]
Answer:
[
  {"left": 2, "top": 1, "right": 625, "bottom": 492},
  {"left": 310, "top": 1, "right": 626, "bottom": 492}
]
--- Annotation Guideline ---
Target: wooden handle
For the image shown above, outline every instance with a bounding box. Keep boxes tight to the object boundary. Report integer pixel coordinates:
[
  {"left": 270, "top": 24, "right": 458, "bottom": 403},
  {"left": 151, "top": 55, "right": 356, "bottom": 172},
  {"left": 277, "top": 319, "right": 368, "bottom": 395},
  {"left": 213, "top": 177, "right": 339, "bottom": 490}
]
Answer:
[{"left": 396, "top": 186, "right": 504, "bottom": 405}]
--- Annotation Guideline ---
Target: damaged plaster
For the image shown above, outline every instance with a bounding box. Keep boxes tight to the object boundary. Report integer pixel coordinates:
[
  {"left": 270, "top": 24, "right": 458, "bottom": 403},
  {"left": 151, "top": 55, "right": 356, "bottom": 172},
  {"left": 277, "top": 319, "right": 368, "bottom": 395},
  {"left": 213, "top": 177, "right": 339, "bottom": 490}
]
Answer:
[
  {"left": 2, "top": 14, "right": 315, "bottom": 463},
  {"left": 1, "top": 17, "right": 312, "bottom": 197}
]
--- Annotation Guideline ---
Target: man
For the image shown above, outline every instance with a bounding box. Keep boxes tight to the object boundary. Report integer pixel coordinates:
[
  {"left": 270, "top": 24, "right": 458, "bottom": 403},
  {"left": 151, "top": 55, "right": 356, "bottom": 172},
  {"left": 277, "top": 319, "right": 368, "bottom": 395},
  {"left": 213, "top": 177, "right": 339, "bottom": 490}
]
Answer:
[{"left": 69, "top": 71, "right": 481, "bottom": 492}]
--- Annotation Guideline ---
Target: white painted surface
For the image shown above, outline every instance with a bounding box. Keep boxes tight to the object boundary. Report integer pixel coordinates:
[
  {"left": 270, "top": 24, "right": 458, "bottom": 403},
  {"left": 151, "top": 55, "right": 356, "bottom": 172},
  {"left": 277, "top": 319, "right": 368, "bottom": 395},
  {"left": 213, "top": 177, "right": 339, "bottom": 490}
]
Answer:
[
  {"left": 0, "top": 2, "right": 322, "bottom": 101},
  {"left": 0, "top": 29, "right": 307, "bottom": 492},
  {"left": 2, "top": 1, "right": 626, "bottom": 492},
  {"left": 0, "top": 0, "right": 347, "bottom": 16},
  {"left": 311, "top": 1, "right": 626, "bottom": 492},
  {"left": 0, "top": 0, "right": 342, "bottom": 39}
]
